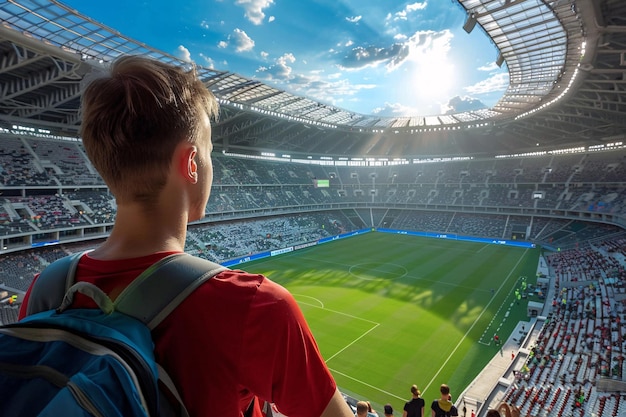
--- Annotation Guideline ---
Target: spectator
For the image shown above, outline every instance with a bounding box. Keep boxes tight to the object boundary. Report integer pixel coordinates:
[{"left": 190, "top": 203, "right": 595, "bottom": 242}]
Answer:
[
  {"left": 431, "top": 384, "right": 458, "bottom": 417},
  {"left": 384, "top": 404, "right": 395, "bottom": 417},
  {"left": 403, "top": 384, "right": 425, "bottom": 417},
  {"left": 367, "top": 401, "right": 379, "bottom": 417},
  {"left": 356, "top": 401, "right": 369, "bottom": 417},
  {"left": 18, "top": 56, "right": 352, "bottom": 417}
]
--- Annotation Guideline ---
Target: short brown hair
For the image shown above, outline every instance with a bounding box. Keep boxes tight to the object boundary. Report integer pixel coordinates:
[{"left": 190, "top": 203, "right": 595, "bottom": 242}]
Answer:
[
  {"left": 356, "top": 401, "right": 369, "bottom": 415},
  {"left": 440, "top": 384, "right": 450, "bottom": 395},
  {"left": 80, "top": 55, "right": 218, "bottom": 204}
]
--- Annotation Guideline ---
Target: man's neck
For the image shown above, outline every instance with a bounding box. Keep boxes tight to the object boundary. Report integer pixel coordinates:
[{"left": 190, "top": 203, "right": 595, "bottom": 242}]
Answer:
[{"left": 90, "top": 202, "right": 187, "bottom": 260}]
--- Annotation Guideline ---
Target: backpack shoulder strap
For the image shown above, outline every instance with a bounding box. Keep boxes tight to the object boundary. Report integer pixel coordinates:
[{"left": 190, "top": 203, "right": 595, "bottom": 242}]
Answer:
[
  {"left": 25, "top": 251, "right": 86, "bottom": 316},
  {"left": 113, "top": 253, "right": 227, "bottom": 329},
  {"left": 112, "top": 252, "right": 226, "bottom": 417},
  {"left": 27, "top": 251, "right": 227, "bottom": 330}
]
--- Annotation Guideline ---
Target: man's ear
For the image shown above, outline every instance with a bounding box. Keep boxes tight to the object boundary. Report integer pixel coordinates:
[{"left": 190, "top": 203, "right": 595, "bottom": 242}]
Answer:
[{"left": 181, "top": 145, "right": 198, "bottom": 184}]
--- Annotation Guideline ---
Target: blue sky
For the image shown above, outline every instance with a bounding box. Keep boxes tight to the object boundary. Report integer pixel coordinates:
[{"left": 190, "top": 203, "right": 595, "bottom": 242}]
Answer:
[{"left": 64, "top": 0, "right": 509, "bottom": 117}]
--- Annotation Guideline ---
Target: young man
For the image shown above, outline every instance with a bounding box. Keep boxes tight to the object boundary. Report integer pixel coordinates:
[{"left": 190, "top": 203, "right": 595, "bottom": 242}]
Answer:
[
  {"left": 356, "top": 402, "right": 370, "bottom": 417},
  {"left": 355, "top": 401, "right": 378, "bottom": 417},
  {"left": 430, "top": 384, "right": 458, "bottom": 417},
  {"left": 19, "top": 56, "right": 353, "bottom": 417}
]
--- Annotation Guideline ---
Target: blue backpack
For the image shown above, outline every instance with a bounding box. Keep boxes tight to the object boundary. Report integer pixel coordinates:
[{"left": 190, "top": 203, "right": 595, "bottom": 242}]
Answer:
[{"left": 0, "top": 252, "right": 226, "bottom": 417}]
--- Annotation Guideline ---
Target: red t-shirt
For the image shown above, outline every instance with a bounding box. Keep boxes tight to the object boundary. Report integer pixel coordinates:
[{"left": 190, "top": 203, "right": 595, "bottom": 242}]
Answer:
[{"left": 19, "top": 252, "right": 336, "bottom": 417}]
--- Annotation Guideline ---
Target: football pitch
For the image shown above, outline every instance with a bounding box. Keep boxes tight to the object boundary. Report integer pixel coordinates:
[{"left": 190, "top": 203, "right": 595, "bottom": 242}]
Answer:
[{"left": 241, "top": 232, "right": 541, "bottom": 410}]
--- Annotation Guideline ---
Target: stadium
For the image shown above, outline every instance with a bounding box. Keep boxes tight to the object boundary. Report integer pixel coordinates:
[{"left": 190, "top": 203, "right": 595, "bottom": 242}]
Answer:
[{"left": 0, "top": 0, "right": 626, "bottom": 416}]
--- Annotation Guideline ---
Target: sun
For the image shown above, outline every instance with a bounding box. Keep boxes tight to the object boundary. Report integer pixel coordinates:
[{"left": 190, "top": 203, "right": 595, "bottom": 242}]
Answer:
[
  {"left": 398, "top": 33, "right": 460, "bottom": 114},
  {"left": 417, "top": 57, "right": 455, "bottom": 99}
]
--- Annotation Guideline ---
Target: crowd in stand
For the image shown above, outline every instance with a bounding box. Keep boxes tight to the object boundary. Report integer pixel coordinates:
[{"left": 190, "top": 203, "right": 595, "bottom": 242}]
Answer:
[
  {"left": 186, "top": 213, "right": 347, "bottom": 263},
  {"left": 498, "top": 240, "right": 626, "bottom": 417},
  {"left": 598, "top": 238, "right": 626, "bottom": 259},
  {"left": 0, "top": 250, "right": 44, "bottom": 292},
  {"left": 0, "top": 139, "right": 624, "bottom": 239},
  {"left": 1, "top": 135, "right": 625, "bottom": 223},
  {"left": 28, "top": 139, "right": 103, "bottom": 185},
  {"left": 0, "top": 212, "right": 350, "bottom": 292},
  {"left": 0, "top": 134, "right": 55, "bottom": 186}
]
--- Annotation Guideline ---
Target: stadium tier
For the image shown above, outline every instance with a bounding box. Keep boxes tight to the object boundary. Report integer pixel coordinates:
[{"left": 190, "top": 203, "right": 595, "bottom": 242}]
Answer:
[{"left": 0, "top": 132, "right": 624, "bottom": 251}]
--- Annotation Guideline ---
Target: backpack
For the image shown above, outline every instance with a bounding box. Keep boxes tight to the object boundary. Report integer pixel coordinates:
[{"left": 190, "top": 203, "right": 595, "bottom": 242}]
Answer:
[{"left": 0, "top": 251, "right": 226, "bottom": 417}]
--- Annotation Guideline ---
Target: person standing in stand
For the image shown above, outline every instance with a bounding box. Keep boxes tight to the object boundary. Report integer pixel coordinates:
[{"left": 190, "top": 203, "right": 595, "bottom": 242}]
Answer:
[
  {"left": 403, "top": 384, "right": 425, "bottom": 417},
  {"left": 431, "top": 384, "right": 458, "bottom": 417}
]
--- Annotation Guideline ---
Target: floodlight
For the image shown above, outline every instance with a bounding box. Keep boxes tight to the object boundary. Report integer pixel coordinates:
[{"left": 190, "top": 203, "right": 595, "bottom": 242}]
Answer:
[
  {"left": 463, "top": 13, "right": 477, "bottom": 34},
  {"left": 496, "top": 53, "right": 505, "bottom": 67}
]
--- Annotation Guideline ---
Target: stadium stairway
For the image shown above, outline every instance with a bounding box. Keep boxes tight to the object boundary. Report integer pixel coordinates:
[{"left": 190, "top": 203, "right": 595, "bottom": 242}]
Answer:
[{"left": 456, "top": 320, "right": 538, "bottom": 417}]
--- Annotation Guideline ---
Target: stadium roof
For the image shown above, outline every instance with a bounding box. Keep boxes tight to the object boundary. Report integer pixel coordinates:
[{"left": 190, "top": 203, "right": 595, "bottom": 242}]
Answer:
[{"left": 0, "top": 0, "right": 625, "bottom": 157}]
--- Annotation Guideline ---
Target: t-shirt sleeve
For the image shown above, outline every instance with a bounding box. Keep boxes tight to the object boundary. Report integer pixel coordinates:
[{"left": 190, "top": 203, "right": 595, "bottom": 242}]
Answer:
[{"left": 239, "top": 279, "right": 336, "bottom": 417}]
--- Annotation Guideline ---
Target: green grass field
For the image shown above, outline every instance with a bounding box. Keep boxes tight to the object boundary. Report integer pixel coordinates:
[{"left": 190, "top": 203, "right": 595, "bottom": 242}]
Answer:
[{"left": 241, "top": 232, "right": 540, "bottom": 411}]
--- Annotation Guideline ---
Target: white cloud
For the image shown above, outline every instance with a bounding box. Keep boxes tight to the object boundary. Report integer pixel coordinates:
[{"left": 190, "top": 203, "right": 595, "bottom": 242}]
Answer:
[
  {"left": 464, "top": 73, "right": 509, "bottom": 95},
  {"left": 199, "top": 53, "right": 215, "bottom": 69},
  {"left": 200, "top": 20, "right": 209, "bottom": 30},
  {"left": 290, "top": 75, "right": 376, "bottom": 106},
  {"left": 406, "top": 2, "right": 428, "bottom": 12},
  {"left": 478, "top": 62, "right": 499, "bottom": 72},
  {"left": 394, "top": 11, "right": 409, "bottom": 21},
  {"left": 403, "top": 29, "right": 452, "bottom": 63},
  {"left": 339, "top": 29, "right": 453, "bottom": 73},
  {"left": 339, "top": 44, "right": 403, "bottom": 71},
  {"left": 235, "top": 0, "right": 274, "bottom": 25},
  {"left": 256, "top": 53, "right": 295, "bottom": 79},
  {"left": 268, "top": 15, "right": 275, "bottom": 22},
  {"left": 260, "top": 51, "right": 269, "bottom": 59},
  {"left": 441, "top": 95, "right": 486, "bottom": 114},
  {"left": 231, "top": 28, "right": 255, "bottom": 52},
  {"left": 219, "top": 29, "right": 255, "bottom": 52},
  {"left": 371, "top": 102, "right": 420, "bottom": 116},
  {"left": 272, "top": 53, "right": 296, "bottom": 78},
  {"left": 346, "top": 15, "right": 362, "bottom": 23},
  {"left": 255, "top": 56, "right": 375, "bottom": 106},
  {"left": 392, "top": 1, "right": 428, "bottom": 21},
  {"left": 177, "top": 45, "right": 192, "bottom": 62}
]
